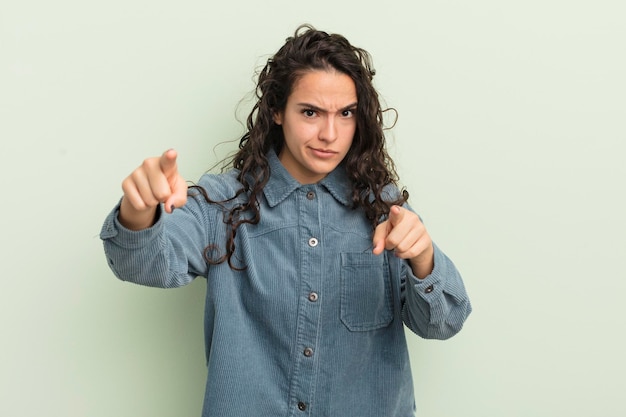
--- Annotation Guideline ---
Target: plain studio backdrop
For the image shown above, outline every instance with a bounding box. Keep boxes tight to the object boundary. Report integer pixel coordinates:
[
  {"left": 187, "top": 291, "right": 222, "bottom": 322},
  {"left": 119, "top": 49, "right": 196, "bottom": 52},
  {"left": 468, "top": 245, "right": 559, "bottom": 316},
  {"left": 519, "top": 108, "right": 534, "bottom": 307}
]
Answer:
[{"left": 1, "top": 1, "right": 624, "bottom": 416}]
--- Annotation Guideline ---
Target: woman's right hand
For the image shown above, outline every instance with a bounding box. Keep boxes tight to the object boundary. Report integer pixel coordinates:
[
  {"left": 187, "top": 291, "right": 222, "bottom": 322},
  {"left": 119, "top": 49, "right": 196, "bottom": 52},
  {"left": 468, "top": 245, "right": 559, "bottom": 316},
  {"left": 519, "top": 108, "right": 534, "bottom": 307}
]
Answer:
[{"left": 119, "top": 149, "right": 188, "bottom": 230}]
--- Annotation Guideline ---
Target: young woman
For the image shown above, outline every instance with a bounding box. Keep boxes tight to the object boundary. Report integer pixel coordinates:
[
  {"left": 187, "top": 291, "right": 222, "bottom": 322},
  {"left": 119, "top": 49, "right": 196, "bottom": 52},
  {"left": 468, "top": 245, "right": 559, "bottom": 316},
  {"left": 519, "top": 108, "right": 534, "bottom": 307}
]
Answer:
[{"left": 101, "top": 24, "right": 471, "bottom": 417}]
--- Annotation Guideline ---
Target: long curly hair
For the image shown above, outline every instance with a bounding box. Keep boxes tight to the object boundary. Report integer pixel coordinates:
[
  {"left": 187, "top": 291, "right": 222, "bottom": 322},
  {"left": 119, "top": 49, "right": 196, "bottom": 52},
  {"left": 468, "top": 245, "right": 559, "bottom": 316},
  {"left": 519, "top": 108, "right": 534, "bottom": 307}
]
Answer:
[{"left": 192, "top": 24, "right": 408, "bottom": 269}]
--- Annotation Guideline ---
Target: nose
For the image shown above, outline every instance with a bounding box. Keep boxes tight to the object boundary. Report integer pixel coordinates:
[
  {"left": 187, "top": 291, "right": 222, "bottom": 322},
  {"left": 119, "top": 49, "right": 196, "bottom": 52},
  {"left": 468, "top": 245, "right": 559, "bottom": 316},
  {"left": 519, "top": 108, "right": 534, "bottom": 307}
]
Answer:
[{"left": 319, "top": 116, "right": 338, "bottom": 142}]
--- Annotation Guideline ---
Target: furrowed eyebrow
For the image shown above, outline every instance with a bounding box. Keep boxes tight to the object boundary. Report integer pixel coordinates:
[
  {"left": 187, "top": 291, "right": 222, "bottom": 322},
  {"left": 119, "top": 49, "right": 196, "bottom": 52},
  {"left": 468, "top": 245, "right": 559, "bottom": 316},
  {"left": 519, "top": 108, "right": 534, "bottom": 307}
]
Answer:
[{"left": 296, "top": 102, "right": 358, "bottom": 113}]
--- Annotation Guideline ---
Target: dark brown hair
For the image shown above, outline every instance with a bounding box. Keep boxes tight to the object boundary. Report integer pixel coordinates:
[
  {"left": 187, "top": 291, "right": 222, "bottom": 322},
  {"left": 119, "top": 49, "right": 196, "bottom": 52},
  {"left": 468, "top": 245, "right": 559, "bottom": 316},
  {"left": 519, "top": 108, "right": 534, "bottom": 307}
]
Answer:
[{"left": 192, "top": 24, "right": 408, "bottom": 269}]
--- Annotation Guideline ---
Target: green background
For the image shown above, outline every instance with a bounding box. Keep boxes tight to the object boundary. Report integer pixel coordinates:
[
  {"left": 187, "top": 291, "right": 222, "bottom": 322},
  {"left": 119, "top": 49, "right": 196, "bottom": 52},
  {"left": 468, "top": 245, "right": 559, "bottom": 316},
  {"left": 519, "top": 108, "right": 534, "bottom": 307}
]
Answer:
[{"left": 2, "top": 1, "right": 625, "bottom": 416}]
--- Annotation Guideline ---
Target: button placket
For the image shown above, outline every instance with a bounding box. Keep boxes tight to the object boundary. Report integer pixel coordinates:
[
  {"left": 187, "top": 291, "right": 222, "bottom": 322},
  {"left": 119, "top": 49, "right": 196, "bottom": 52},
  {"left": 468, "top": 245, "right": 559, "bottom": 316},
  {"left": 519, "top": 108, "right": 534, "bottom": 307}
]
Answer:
[{"left": 289, "top": 186, "right": 321, "bottom": 415}]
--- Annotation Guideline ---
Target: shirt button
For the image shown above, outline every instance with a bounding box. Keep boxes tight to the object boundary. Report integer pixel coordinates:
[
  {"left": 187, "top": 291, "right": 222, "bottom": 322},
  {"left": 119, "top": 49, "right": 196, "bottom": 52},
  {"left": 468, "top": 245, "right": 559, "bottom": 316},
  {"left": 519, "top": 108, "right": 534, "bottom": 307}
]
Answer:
[
  {"left": 297, "top": 401, "right": 307, "bottom": 411},
  {"left": 303, "top": 347, "right": 314, "bottom": 357},
  {"left": 308, "top": 237, "right": 318, "bottom": 247},
  {"left": 308, "top": 292, "right": 319, "bottom": 302},
  {"left": 424, "top": 284, "right": 434, "bottom": 294},
  {"left": 306, "top": 191, "right": 315, "bottom": 200}
]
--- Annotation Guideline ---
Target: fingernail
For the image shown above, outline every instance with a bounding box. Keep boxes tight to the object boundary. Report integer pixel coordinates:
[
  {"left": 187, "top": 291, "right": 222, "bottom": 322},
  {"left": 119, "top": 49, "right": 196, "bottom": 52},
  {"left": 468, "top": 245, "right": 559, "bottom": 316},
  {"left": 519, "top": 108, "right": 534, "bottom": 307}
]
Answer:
[{"left": 170, "top": 204, "right": 176, "bottom": 212}]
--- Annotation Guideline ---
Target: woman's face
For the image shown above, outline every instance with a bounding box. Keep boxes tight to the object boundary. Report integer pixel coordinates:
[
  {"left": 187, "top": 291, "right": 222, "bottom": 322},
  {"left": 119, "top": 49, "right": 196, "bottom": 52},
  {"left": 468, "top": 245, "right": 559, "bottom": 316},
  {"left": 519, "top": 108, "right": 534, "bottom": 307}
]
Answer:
[{"left": 274, "top": 69, "right": 357, "bottom": 184}]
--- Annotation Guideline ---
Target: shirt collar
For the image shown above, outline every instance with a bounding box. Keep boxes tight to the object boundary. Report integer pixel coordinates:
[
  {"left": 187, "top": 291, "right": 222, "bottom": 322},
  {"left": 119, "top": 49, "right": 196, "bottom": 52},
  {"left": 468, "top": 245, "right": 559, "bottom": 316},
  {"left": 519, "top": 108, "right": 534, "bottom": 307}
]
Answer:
[{"left": 263, "top": 150, "right": 353, "bottom": 208}]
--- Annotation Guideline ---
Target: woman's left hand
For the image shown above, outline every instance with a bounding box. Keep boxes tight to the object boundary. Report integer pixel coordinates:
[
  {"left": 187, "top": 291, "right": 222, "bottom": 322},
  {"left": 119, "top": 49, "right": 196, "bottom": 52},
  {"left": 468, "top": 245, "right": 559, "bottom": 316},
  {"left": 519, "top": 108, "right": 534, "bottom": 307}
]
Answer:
[{"left": 372, "top": 205, "right": 434, "bottom": 279}]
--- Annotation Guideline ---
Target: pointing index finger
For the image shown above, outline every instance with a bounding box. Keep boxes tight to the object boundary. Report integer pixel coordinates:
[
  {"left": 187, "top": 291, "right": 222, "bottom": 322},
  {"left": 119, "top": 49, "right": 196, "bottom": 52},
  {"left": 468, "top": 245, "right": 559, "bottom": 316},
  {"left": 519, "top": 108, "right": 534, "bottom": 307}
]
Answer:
[
  {"left": 160, "top": 149, "right": 178, "bottom": 178},
  {"left": 388, "top": 205, "right": 403, "bottom": 226}
]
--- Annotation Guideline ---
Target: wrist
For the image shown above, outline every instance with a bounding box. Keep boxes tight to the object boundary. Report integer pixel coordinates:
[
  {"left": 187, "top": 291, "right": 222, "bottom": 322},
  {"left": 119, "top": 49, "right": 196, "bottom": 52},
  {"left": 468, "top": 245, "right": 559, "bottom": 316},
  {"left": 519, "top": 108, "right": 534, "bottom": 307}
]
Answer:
[
  {"left": 409, "top": 245, "right": 434, "bottom": 279},
  {"left": 118, "top": 198, "right": 159, "bottom": 231}
]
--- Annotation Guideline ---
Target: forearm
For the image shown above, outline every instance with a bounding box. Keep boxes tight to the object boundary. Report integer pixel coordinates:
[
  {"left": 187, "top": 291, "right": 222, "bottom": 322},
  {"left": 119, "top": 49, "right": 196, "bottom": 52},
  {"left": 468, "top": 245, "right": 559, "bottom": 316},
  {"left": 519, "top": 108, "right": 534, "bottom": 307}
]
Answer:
[
  {"left": 100, "top": 201, "right": 209, "bottom": 288},
  {"left": 402, "top": 243, "right": 472, "bottom": 339}
]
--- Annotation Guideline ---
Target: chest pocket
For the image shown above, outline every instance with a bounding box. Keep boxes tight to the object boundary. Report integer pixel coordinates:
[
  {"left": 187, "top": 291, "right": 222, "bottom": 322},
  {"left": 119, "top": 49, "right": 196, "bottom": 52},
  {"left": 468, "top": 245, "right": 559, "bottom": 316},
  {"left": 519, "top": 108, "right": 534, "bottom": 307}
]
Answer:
[{"left": 340, "top": 252, "right": 393, "bottom": 331}]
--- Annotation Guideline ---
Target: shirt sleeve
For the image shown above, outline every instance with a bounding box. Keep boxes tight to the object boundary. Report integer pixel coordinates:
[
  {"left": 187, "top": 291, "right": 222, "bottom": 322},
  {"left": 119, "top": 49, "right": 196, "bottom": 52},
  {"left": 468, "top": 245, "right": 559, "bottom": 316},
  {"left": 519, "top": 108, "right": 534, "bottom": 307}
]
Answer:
[
  {"left": 400, "top": 242, "right": 472, "bottom": 339},
  {"left": 99, "top": 194, "right": 213, "bottom": 288}
]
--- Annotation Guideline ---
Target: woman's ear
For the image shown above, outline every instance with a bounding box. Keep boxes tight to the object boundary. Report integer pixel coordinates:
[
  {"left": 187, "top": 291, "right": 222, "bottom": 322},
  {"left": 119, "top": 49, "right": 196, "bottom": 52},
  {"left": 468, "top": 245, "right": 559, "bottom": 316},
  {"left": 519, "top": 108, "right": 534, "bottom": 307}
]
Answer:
[{"left": 273, "top": 111, "right": 283, "bottom": 125}]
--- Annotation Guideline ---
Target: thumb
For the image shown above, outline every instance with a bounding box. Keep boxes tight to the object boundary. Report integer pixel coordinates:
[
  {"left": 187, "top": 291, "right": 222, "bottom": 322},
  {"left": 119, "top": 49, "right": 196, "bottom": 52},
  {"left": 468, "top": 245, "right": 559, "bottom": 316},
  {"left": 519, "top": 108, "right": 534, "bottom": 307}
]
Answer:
[{"left": 164, "top": 180, "right": 188, "bottom": 213}]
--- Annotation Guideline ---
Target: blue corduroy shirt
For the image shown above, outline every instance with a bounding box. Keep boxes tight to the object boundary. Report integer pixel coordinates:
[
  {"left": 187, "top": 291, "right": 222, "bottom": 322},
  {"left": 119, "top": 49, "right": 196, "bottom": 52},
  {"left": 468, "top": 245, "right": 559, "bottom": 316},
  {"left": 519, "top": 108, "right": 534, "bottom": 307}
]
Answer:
[{"left": 100, "top": 150, "right": 472, "bottom": 417}]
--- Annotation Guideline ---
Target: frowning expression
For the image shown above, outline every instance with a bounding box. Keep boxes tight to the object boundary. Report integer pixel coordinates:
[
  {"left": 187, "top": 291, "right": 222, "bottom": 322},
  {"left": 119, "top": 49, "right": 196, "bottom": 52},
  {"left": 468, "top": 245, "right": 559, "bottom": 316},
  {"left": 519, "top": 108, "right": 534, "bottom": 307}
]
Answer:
[{"left": 274, "top": 69, "right": 357, "bottom": 184}]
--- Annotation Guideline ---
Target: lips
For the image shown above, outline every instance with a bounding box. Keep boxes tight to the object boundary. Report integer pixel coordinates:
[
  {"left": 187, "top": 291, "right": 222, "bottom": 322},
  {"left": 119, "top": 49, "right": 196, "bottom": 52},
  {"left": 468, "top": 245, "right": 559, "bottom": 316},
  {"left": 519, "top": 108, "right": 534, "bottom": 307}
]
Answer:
[{"left": 310, "top": 147, "right": 337, "bottom": 158}]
